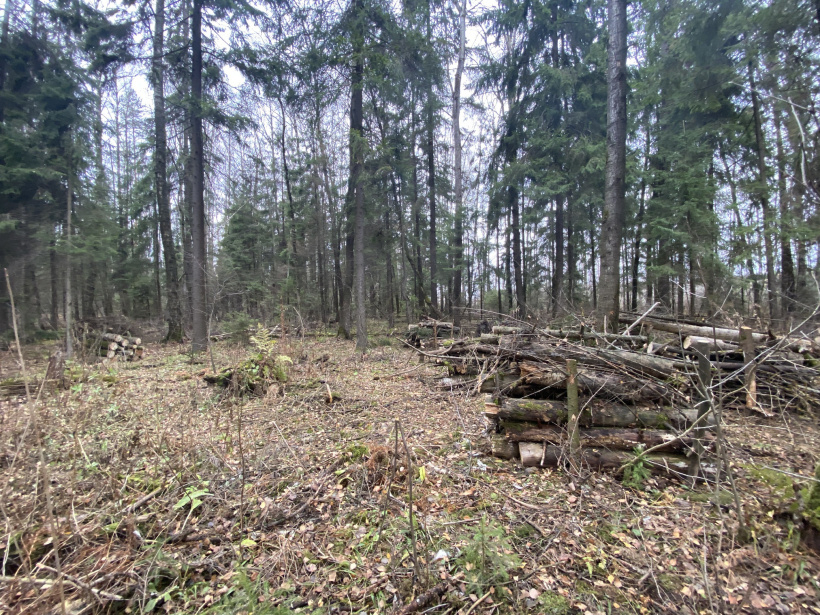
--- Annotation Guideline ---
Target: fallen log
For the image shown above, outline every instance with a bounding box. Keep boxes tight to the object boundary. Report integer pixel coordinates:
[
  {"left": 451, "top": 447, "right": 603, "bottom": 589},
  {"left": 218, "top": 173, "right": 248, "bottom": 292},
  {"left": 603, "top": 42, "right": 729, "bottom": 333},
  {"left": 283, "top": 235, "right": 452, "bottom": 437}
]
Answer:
[
  {"left": 479, "top": 372, "right": 520, "bottom": 392},
  {"left": 490, "top": 433, "right": 519, "bottom": 460},
  {"left": 595, "top": 348, "right": 679, "bottom": 379},
  {"left": 486, "top": 396, "right": 713, "bottom": 430},
  {"left": 518, "top": 443, "right": 699, "bottom": 477},
  {"left": 517, "top": 361, "right": 674, "bottom": 402},
  {"left": 683, "top": 336, "right": 739, "bottom": 352},
  {"left": 501, "top": 423, "right": 704, "bottom": 453},
  {"left": 619, "top": 317, "right": 774, "bottom": 345},
  {"left": 538, "top": 329, "right": 648, "bottom": 345}
]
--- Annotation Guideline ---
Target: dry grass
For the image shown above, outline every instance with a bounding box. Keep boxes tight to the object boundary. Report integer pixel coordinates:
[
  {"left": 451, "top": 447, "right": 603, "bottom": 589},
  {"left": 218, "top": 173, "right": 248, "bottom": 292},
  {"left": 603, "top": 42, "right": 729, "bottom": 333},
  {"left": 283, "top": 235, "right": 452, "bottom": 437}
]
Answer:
[{"left": 0, "top": 326, "right": 819, "bottom": 614}]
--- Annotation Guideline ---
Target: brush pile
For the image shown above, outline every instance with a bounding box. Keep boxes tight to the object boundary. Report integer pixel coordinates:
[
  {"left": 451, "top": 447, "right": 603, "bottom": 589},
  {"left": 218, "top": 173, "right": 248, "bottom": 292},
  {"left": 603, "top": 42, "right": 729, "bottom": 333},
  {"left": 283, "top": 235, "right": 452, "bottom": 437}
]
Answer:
[
  {"left": 88, "top": 332, "right": 145, "bottom": 361},
  {"left": 424, "top": 318, "right": 819, "bottom": 476}
]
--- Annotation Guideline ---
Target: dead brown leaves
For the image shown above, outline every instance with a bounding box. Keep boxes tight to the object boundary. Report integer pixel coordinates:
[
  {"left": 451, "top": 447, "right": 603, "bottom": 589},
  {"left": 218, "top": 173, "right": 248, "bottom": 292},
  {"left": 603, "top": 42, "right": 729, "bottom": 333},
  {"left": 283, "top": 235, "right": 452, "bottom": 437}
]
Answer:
[{"left": 0, "top": 333, "right": 818, "bottom": 614}]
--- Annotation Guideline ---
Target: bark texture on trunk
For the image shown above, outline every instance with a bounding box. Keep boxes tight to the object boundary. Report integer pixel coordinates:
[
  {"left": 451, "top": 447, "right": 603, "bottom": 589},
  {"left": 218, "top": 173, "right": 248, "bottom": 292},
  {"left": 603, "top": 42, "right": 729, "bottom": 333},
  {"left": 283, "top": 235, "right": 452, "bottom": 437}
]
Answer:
[
  {"left": 190, "top": 0, "right": 208, "bottom": 352},
  {"left": 350, "top": 0, "right": 367, "bottom": 351},
  {"left": 749, "top": 63, "right": 777, "bottom": 324},
  {"left": 451, "top": 0, "right": 466, "bottom": 328},
  {"left": 597, "top": 0, "right": 628, "bottom": 332}
]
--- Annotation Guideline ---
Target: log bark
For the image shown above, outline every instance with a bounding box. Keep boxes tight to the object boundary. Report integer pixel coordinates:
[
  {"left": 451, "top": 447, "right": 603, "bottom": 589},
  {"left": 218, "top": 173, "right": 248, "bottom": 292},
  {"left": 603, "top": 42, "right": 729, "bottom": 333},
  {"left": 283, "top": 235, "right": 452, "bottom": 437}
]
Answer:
[
  {"left": 489, "top": 433, "right": 519, "bottom": 460},
  {"left": 740, "top": 327, "right": 758, "bottom": 410},
  {"left": 538, "top": 329, "right": 647, "bottom": 344},
  {"left": 487, "top": 397, "right": 712, "bottom": 430},
  {"left": 503, "top": 424, "right": 701, "bottom": 452},
  {"left": 683, "top": 336, "right": 739, "bottom": 352},
  {"left": 518, "top": 443, "right": 693, "bottom": 476},
  {"left": 518, "top": 361, "right": 673, "bottom": 402},
  {"left": 618, "top": 317, "right": 769, "bottom": 343},
  {"left": 478, "top": 372, "right": 521, "bottom": 393},
  {"left": 493, "top": 325, "right": 529, "bottom": 335}
]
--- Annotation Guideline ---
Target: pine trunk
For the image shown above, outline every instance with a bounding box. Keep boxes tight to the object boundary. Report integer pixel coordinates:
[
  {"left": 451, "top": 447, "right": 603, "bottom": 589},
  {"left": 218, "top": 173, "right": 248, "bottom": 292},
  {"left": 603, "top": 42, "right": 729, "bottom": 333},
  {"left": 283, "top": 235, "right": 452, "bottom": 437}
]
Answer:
[
  {"left": 190, "top": 0, "right": 208, "bottom": 352},
  {"left": 597, "top": 0, "right": 628, "bottom": 332}
]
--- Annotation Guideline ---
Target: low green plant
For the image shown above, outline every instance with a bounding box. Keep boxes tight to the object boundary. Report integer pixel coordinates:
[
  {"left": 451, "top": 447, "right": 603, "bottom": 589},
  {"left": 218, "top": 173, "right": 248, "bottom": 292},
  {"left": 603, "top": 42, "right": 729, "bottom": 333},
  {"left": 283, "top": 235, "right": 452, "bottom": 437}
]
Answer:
[
  {"left": 457, "top": 516, "right": 521, "bottom": 595},
  {"left": 623, "top": 446, "right": 651, "bottom": 490},
  {"left": 539, "top": 591, "right": 571, "bottom": 614},
  {"left": 222, "top": 312, "right": 255, "bottom": 344},
  {"left": 202, "top": 570, "right": 296, "bottom": 615}
]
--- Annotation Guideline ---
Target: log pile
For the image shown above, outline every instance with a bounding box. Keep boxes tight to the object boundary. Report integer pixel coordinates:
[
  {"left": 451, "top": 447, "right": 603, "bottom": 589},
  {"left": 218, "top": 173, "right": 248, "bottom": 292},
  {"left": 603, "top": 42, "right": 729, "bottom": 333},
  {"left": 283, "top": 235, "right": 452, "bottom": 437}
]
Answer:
[
  {"left": 90, "top": 333, "right": 145, "bottom": 361},
  {"left": 406, "top": 319, "right": 460, "bottom": 347},
  {"left": 427, "top": 321, "right": 819, "bottom": 477}
]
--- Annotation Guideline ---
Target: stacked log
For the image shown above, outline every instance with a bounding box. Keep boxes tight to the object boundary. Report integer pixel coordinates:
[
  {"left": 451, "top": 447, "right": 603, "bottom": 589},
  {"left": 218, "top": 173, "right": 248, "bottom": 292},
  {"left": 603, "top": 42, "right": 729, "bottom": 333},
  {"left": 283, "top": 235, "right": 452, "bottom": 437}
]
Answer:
[
  {"left": 93, "top": 333, "right": 144, "bottom": 361},
  {"left": 407, "top": 319, "right": 460, "bottom": 347},
  {"left": 425, "top": 320, "right": 815, "bottom": 477}
]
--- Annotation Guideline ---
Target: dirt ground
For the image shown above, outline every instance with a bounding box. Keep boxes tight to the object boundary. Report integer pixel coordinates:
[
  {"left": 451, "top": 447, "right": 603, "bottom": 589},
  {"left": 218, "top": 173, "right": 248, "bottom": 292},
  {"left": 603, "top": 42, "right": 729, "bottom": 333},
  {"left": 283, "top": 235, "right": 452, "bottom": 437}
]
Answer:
[{"left": 1, "top": 328, "right": 819, "bottom": 614}]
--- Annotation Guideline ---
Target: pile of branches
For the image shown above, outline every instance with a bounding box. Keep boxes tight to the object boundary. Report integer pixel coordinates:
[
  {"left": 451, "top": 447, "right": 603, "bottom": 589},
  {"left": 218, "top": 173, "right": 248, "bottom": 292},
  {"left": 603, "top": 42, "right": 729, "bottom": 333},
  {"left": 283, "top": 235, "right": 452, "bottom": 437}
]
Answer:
[
  {"left": 434, "top": 321, "right": 819, "bottom": 415},
  {"left": 423, "top": 320, "right": 818, "bottom": 476}
]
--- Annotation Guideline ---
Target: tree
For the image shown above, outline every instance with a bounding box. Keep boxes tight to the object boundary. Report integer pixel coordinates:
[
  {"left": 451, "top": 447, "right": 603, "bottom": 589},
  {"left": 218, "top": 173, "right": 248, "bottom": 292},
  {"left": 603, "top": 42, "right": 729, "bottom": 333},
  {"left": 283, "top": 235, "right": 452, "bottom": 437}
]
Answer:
[
  {"left": 152, "top": 0, "right": 184, "bottom": 342},
  {"left": 451, "top": 0, "right": 466, "bottom": 327},
  {"left": 349, "top": 0, "right": 367, "bottom": 351},
  {"left": 190, "top": 0, "right": 207, "bottom": 352},
  {"left": 597, "top": 0, "right": 627, "bottom": 332}
]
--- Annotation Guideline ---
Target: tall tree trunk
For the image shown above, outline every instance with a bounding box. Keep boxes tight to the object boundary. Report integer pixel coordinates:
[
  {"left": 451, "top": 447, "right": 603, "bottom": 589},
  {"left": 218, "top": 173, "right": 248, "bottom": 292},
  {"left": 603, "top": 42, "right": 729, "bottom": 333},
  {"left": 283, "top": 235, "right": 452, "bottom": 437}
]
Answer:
[
  {"left": 350, "top": 0, "right": 367, "bottom": 351},
  {"left": 384, "top": 208, "right": 394, "bottom": 327},
  {"left": 65, "top": 176, "right": 73, "bottom": 358},
  {"left": 588, "top": 203, "right": 597, "bottom": 310},
  {"left": 180, "top": 0, "right": 193, "bottom": 323},
  {"left": 425, "top": 3, "right": 438, "bottom": 312},
  {"left": 50, "top": 234, "right": 59, "bottom": 328},
  {"left": 748, "top": 63, "right": 777, "bottom": 324},
  {"left": 153, "top": 0, "right": 184, "bottom": 341},
  {"left": 504, "top": 217, "right": 513, "bottom": 311},
  {"left": 631, "top": 128, "right": 650, "bottom": 311},
  {"left": 152, "top": 205, "right": 162, "bottom": 318},
  {"left": 190, "top": 0, "right": 208, "bottom": 352},
  {"left": 567, "top": 198, "right": 575, "bottom": 302},
  {"left": 775, "top": 107, "right": 795, "bottom": 316},
  {"left": 552, "top": 197, "right": 564, "bottom": 317},
  {"left": 597, "top": 0, "right": 628, "bottom": 332},
  {"left": 0, "top": 0, "right": 11, "bottom": 125},
  {"left": 451, "top": 0, "right": 466, "bottom": 328}
]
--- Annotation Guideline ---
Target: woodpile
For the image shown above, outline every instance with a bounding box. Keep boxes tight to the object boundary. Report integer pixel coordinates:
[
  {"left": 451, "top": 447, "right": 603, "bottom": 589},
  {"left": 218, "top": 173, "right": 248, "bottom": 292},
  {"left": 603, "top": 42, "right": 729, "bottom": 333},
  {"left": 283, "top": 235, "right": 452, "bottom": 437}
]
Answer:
[
  {"left": 89, "top": 332, "right": 145, "bottom": 361},
  {"left": 425, "top": 320, "right": 819, "bottom": 478},
  {"left": 407, "top": 319, "right": 460, "bottom": 347}
]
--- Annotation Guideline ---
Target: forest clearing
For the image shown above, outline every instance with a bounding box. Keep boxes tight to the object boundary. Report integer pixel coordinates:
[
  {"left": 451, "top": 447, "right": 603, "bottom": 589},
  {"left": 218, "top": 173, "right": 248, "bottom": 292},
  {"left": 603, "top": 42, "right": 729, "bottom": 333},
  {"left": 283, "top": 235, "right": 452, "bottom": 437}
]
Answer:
[
  {"left": 1, "top": 319, "right": 819, "bottom": 615},
  {"left": 1, "top": 0, "right": 820, "bottom": 609}
]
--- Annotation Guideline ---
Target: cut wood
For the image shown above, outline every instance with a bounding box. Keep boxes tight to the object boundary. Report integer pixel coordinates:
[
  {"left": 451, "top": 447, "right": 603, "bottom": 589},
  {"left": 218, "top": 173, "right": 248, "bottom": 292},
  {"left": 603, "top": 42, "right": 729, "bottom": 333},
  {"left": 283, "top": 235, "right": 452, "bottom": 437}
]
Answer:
[
  {"left": 740, "top": 327, "right": 758, "bottom": 411},
  {"left": 538, "top": 329, "right": 647, "bottom": 344},
  {"left": 518, "top": 443, "right": 693, "bottom": 476},
  {"left": 478, "top": 372, "right": 520, "bottom": 392},
  {"left": 683, "top": 336, "right": 739, "bottom": 352},
  {"left": 503, "top": 424, "right": 702, "bottom": 452},
  {"left": 492, "top": 325, "right": 529, "bottom": 335},
  {"left": 618, "top": 317, "right": 769, "bottom": 344},
  {"left": 517, "top": 360, "right": 674, "bottom": 402},
  {"left": 489, "top": 433, "right": 519, "bottom": 460},
  {"left": 487, "top": 397, "right": 713, "bottom": 430}
]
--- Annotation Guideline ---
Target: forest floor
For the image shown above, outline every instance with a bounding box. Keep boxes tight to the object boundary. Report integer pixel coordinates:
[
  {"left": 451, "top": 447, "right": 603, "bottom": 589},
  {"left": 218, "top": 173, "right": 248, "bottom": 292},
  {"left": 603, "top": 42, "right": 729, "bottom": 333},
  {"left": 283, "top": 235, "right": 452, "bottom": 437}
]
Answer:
[{"left": 1, "top": 324, "right": 820, "bottom": 615}]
